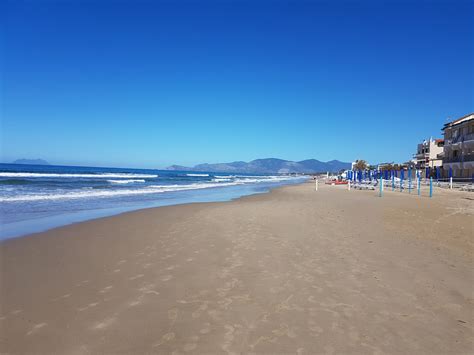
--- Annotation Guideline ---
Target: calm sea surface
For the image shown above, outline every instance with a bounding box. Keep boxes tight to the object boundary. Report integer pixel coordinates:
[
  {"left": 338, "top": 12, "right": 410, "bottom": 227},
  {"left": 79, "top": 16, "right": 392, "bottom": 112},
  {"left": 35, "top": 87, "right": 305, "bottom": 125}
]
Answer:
[{"left": 0, "top": 163, "right": 307, "bottom": 240}]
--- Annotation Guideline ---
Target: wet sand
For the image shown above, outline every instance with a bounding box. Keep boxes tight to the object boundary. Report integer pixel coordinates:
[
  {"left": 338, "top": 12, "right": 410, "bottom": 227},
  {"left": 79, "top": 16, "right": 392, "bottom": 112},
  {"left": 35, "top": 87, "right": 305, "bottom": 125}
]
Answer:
[{"left": 1, "top": 182, "right": 473, "bottom": 354}]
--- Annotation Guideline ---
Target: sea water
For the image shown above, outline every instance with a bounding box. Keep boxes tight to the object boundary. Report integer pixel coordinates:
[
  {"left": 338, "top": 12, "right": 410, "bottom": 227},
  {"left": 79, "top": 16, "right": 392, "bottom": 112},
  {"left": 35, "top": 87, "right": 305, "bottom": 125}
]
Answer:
[{"left": 0, "top": 164, "right": 307, "bottom": 240}]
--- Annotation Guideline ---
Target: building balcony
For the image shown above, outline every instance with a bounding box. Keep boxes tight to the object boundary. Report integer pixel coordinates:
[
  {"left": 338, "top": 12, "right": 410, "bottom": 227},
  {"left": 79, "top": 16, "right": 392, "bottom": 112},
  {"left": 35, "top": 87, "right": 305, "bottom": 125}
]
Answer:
[
  {"left": 443, "top": 155, "right": 474, "bottom": 164},
  {"left": 445, "top": 133, "right": 474, "bottom": 145},
  {"left": 413, "top": 153, "right": 427, "bottom": 160}
]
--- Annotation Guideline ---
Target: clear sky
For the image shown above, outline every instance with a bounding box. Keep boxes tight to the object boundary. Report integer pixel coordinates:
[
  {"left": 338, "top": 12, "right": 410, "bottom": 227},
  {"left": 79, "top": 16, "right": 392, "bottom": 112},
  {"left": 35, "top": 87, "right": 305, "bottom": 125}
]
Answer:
[{"left": 2, "top": 0, "right": 473, "bottom": 168}]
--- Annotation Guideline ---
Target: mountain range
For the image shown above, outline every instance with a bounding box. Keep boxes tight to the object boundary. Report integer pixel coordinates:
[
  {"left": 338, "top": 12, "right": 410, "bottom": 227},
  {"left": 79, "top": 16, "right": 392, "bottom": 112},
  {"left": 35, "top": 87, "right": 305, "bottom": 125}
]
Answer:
[{"left": 166, "top": 158, "right": 350, "bottom": 174}]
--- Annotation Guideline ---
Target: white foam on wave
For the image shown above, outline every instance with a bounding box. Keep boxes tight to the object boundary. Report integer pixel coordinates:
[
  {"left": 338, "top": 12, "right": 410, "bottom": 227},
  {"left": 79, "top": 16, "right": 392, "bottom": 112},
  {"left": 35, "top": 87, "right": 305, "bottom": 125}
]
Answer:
[
  {"left": 213, "top": 178, "right": 233, "bottom": 182},
  {"left": 186, "top": 173, "right": 209, "bottom": 177},
  {"left": 107, "top": 179, "right": 145, "bottom": 184},
  {"left": 0, "top": 172, "right": 158, "bottom": 179},
  {"left": 1, "top": 175, "right": 306, "bottom": 202},
  {"left": 0, "top": 182, "right": 241, "bottom": 202},
  {"left": 234, "top": 175, "right": 300, "bottom": 183}
]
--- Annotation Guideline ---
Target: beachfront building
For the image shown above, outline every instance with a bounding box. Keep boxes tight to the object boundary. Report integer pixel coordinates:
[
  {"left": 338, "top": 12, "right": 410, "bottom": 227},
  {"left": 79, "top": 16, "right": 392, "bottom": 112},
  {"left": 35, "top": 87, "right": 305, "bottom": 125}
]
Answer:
[
  {"left": 441, "top": 113, "right": 474, "bottom": 179},
  {"left": 413, "top": 138, "right": 444, "bottom": 170},
  {"left": 377, "top": 162, "right": 394, "bottom": 171}
]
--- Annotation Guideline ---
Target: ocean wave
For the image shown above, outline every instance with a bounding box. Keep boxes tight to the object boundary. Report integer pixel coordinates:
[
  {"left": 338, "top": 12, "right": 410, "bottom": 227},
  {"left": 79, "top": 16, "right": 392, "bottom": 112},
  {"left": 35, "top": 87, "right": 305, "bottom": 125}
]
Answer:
[
  {"left": 234, "top": 176, "right": 300, "bottom": 183},
  {"left": 185, "top": 173, "right": 209, "bottom": 177},
  {"left": 0, "top": 182, "right": 241, "bottom": 202},
  {"left": 0, "top": 172, "right": 158, "bottom": 179},
  {"left": 107, "top": 179, "right": 145, "bottom": 184},
  {"left": 213, "top": 178, "right": 233, "bottom": 182},
  {"left": 0, "top": 179, "right": 36, "bottom": 185},
  {"left": 0, "top": 176, "right": 306, "bottom": 202}
]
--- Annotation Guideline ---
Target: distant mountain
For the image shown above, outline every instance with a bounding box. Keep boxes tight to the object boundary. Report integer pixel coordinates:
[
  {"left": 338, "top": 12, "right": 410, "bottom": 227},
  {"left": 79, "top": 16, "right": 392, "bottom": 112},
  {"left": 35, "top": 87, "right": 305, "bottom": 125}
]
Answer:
[
  {"left": 166, "top": 158, "right": 350, "bottom": 174},
  {"left": 12, "top": 159, "right": 50, "bottom": 165}
]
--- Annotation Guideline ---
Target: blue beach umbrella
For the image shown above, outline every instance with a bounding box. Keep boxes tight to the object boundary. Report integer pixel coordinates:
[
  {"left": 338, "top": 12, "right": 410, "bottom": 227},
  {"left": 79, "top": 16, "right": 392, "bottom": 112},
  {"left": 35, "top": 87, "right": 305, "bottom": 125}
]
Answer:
[{"left": 449, "top": 167, "right": 452, "bottom": 179}]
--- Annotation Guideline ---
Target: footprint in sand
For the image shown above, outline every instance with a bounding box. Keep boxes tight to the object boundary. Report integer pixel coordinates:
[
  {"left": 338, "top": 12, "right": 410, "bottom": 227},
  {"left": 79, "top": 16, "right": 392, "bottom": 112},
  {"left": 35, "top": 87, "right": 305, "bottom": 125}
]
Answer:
[
  {"left": 129, "top": 299, "right": 142, "bottom": 307},
  {"left": 308, "top": 295, "right": 318, "bottom": 303},
  {"left": 75, "top": 280, "right": 90, "bottom": 287},
  {"left": 51, "top": 293, "right": 72, "bottom": 301},
  {"left": 163, "top": 332, "right": 175, "bottom": 341},
  {"left": 144, "top": 290, "right": 160, "bottom": 296},
  {"left": 92, "top": 317, "right": 116, "bottom": 330},
  {"left": 139, "top": 284, "right": 160, "bottom": 296},
  {"left": 161, "top": 275, "right": 173, "bottom": 281},
  {"left": 192, "top": 303, "right": 209, "bottom": 318},
  {"left": 78, "top": 302, "right": 99, "bottom": 311},
  {"left": 272, "top": 323, "right": 297, "bottom": 338},
  {"left": 221, "top": 325, "right": 235, "bottom": 352},
  {"left": 309, "top": 325, "right": 323, "bottom": 335},
  {"left": 153, "top": 332, "right": 176, "bottom": 347},
  {"left": 200, "top": 322, "right": 211, "bottom": 334},
  {"left": 99, "top": 286, "right": 113, "bottom": 294},
  {"left": 26, "top": 323, "right": 47, "bottom": 336},
  {"left": 168, "top": 308, "right": 178, "bottom": 322}
]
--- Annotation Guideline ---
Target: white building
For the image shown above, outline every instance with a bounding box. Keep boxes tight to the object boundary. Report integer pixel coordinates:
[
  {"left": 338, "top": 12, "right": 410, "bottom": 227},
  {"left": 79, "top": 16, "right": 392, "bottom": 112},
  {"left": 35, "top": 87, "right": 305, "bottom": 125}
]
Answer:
[{"left": 413, "top": 138, "right": 444, "bottom": 169}]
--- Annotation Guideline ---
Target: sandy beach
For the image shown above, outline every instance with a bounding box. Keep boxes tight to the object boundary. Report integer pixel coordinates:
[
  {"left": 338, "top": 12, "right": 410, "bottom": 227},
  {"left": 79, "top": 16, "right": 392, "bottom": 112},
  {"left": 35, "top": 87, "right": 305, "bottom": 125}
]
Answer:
[{"left": 1, "top": 181, "right": 473, "bottom": 354}]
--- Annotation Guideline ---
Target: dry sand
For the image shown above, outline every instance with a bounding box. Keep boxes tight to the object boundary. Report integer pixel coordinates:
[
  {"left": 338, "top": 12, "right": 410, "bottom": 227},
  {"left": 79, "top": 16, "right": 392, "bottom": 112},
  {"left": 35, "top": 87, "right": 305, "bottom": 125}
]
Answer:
[{"left": 1, "top": 182, "right": 473, "bottom": 354}]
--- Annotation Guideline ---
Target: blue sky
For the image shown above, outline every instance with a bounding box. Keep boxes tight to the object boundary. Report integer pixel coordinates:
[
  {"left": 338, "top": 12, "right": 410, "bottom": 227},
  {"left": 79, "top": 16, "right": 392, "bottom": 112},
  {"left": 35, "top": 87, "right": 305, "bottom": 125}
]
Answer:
[{"left": 3, "top": 0, "right": 473, "bottom": 168}]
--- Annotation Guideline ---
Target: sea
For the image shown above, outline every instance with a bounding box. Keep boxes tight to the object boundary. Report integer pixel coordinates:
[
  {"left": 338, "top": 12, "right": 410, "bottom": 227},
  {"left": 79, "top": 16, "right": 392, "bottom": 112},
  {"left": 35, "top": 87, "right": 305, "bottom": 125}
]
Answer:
[{"left": 0, "top": 163, "right": 307, "bottom": 240}]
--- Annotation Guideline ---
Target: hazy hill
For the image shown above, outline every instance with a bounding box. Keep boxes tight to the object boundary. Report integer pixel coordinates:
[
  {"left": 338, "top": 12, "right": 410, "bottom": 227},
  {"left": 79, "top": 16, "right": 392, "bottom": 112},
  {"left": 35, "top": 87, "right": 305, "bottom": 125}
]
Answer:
[{"left": 167, "top": 158, "right": 350, "bottom": 174}]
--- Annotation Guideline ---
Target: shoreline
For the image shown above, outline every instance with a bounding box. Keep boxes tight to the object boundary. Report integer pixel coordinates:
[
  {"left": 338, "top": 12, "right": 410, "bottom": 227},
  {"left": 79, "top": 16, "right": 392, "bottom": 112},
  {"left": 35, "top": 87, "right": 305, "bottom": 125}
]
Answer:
[
  {"left": 1, "top": 179, "right": 308, "bottom": 241},
  {"left": 1, "top": 182, "right": 472, "bottom": 353}
]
